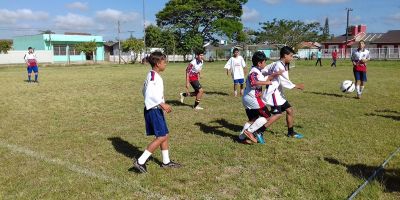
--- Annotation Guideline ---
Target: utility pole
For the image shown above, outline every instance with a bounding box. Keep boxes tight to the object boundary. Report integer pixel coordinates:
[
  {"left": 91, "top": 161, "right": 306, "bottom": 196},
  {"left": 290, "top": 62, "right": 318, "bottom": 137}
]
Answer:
[
  {"left": 143, "top": 0, "right": 146, "bottom": 57},
  {"left": 128, "top": 31, "right": 135, "bottom": 39},
  {"left": 345, "top": 8, "right": 353, "bottom": 59},
  {"left": 118, "top": 20, "right": 121, "bottom": 64}
]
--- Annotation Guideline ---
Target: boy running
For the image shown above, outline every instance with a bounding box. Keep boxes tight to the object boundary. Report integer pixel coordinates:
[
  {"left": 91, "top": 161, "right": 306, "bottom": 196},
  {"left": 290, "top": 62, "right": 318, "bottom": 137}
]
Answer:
[
  {"left": 180, "top": 49, "right": 205, "bottom": 110},
  {"left": 134, "top": 51, "right": 181, "bottom": 173},
  {"left": 224, "top": 48, "right": 247, "bottom": 96},
  {"left": 263, "top": 46, "right": 305, "bottom": 138}
]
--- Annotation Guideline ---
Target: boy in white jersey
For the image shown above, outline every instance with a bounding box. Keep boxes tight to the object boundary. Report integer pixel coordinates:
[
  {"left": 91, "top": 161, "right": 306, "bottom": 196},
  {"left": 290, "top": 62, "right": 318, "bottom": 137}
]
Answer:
[
  {"left": 239, "top": 51, "right": 283, "bottom": 144},
  {"left": 24, "top": 47, "right": 39, "bottom": 83},
  {"left": 180, "top": 49, "right": 205, "bottom": 109},
  {"left": 351, "top": 40, "right": 370, "bottom": 99},
  {"left": 224, "top": 48, "right": 247, "bottom": 96},
  {"left": 134, "top": 51, "right": 181, "bottom": 173},
  {"left": 263, "top": 46, "right": 305, "bottom": 138}
]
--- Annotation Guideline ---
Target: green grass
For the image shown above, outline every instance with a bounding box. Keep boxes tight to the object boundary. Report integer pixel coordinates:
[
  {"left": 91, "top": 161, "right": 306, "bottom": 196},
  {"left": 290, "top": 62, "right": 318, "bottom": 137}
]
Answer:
[{"left": 0, "top": 60, "right": 399, "bottom": 199}]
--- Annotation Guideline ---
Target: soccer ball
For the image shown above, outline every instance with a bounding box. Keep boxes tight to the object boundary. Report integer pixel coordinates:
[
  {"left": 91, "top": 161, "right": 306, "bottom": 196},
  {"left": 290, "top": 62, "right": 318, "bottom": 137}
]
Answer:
[{"left": 340, "top": 80, "right": 355, "bottom": 93}]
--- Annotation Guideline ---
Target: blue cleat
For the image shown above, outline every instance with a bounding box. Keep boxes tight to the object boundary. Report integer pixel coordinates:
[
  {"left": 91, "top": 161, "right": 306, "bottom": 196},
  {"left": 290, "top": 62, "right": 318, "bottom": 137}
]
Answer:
[
  {"left": 288, "top": 132, "right": 304, "bottom": 139},
  {"left": 256, "top": 133, "right": 266, "bottom": 144}
]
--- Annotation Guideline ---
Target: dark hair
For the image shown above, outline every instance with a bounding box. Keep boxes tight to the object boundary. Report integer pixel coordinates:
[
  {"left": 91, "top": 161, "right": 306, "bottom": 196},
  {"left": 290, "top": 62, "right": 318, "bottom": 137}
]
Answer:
[
  {"left": 280, "top": 46, "right": 295, "bottom": 58},
  {"left": 28, "top": 47, "right": 33, "bottom": 50},
  {"left": 252, "top": 51, "right": 267, "bottom": 66},
  {"left": 194, "top": 48, "right": 205, "bottom": 56},
  {"left": 233, "top": 48, "right": 239, "bottom": 53},
  {"left": 147, "top": 51, "right": 166, "bottom": 67}
]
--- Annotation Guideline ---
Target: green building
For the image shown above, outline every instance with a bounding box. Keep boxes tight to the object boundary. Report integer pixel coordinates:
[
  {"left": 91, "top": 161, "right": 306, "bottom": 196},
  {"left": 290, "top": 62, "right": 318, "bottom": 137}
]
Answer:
[{"left": 13, "top": 33, "right": 104, "bottom": 63}]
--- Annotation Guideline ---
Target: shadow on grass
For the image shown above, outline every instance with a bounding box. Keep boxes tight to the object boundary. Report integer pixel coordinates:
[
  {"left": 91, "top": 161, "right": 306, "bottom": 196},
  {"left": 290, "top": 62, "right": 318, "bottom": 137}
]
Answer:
[
  {"left": 324, "top": 157, "right": 400, "bottom": 193},
  {"left": 166, "top": 100, "right": 192, "bottom": 107},
  {"left": 210, "top": 119, "right": 242, "bottom": 132},
  {"left": 366, "top": 109, "right": 400, "bottom": 121},
  {"left": 194, "top": 121, "right": 239, "bottom": 142},
  {"left": 205, "top": 91, "right": 229, "bottom": 96},
  {"left": 107, "top": 137, "right": 162, "bottom": 173},
  {"left": 305, "top": 91, "right": 355, "bottom": 99}
]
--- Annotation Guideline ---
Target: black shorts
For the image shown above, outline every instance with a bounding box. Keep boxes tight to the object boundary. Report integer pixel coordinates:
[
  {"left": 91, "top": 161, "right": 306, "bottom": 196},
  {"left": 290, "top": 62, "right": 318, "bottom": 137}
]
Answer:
[
  {"left": 270, "top": 101, "right": 292, "bottom": 115},
  {"left": 245, "top": 107, "right": 271, "bottom": 121},
  {"left": 190, "top": 80, "right": 202, "bottom": 92}
]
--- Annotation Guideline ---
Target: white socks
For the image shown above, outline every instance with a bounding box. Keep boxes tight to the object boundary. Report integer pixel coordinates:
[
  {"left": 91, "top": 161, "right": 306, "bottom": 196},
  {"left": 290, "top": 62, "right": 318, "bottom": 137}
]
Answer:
[
  {"left": 239, "top": 122, "right": 251, "bottom": 140},
  {"left": 161, "top": 150, "right": 170, "bottom": 164},
  {"left": 356, "top": 85, "right": 365, "bottom": 95},
  {"left": 138, "top": 150, "right": 152, "bottom": 165},
  {"left": 247, "top": 117, "right": 267, "bottom": 133},
  {"left": 234, "top": 90, "right": 238, "bottom": 97}
]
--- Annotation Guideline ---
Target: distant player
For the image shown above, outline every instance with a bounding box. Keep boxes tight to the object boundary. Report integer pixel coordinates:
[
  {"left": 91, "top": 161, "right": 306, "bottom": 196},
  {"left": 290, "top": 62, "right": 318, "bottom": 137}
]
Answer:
[
  {"left": 263, "top": 46, "right": 305, "bottom": 138},
  {"left": 24, "top": 47, "right": 39, "bottom": 83},
  {"left": 180, "top": 49, "right": 205, "bottom": 110},
  {"left": 224, "top": 48, "right": 247, "bottom": 96},
  {"left": 351, "top": 40, "right": 370, "bottom": 99},
  {"left": 134, "top": 51, "right": 181, "bottom": 173},
  {"left": 239, "top": 51, "right": 283, "bottom": 144}
]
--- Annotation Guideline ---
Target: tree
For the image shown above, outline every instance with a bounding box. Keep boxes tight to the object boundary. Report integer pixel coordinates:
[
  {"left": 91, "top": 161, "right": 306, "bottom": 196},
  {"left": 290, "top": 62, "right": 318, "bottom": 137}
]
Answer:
[
  {"left": 156, "top": 0, "right": 247, "bottom": 51},
  {"left": 145, "top": 25, "right": 162, "bottom": 48},
  {"left": 145, "top": 25, "right": 177, "bottom": 56},
  {"left": 0, "top": 40, "right": 12, "bottom": 54},
  {"left": 122, "top": 38, "right": 144, "bottom": 64},
  {"left": 75, "top": 41, "right": 97, "bottom": 63},
  {"left": 321, "top": 17, "right": 330, "bottom": 42},
  {"left": 257, "top": 18, "right": 322, "bottom": 48}
]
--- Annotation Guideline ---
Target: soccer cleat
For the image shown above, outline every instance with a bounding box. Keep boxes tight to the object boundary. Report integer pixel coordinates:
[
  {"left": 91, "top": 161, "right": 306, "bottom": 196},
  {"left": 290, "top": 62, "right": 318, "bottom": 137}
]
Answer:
[
  {"left": 133, "top": 158, "right": 148, "bottom": 173},
  {"left": 287, "top": 132, "right": 304, "bottom": 139},
  {"left": 194, "top": 106, "right": 204, "bottom": 110},
  {"left": 243, "top": 129, "right": 258, "bottom": 143},
  {"left": 179, "top": 93, "right": 185, "bottom": 103},
  {"left": 256, "top": 133, "right": 266, "bottom": 144},
  {"left": 161, "top": 161, "right": 182, "bottom": 168}
]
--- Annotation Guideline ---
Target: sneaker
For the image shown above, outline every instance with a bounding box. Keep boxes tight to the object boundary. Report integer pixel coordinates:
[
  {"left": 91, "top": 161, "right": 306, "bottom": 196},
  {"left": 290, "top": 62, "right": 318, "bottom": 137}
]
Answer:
[
  {"left": 287, "top": 132, "right": 304, "bottom": 139},
  {"left": 179, "top": 93, "right": 185, "bottom": 103},
  {"left": 194, "top": 106, "right": 204, "bottom": 110},
  {"left": 133, "top": 159, "right": 147, "bottom": 173},
  {"left": 243, "top": 129, "right": 258, "bottom": 143},
  {"left": 256, "top": 133, "right": 266, "bottom": 144},
  {"left": 161, "top": 161, "right": 181, "bottom": 168}
]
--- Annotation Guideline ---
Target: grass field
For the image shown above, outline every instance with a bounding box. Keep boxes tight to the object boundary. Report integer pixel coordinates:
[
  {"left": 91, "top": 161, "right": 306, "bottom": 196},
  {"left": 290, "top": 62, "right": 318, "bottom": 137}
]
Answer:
[{"left": 0, "top": 59, "right": 399, "bottom": 199}]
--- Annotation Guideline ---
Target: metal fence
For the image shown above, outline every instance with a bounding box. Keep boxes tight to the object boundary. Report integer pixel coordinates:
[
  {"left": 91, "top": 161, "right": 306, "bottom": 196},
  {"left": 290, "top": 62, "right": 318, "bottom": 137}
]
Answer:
[{"left": 298, "top": 48, "right": 400, "bottom": 60}]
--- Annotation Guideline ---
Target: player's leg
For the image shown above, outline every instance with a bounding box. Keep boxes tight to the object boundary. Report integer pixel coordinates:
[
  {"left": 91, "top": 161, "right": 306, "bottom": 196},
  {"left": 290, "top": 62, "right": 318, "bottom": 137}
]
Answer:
[
  {"left": 354, "top": 70, "right": 362, "bottom": 99},
  {"left": 359, "top": 72, "right": 367, "bottom": 97},
  {"left": 239, "top": 79, "right": 244, "bottom": 96},
  {"left": 233, "top": 82, "right": 238, "bottom": 97},
  {"left": 33, "top": 66, "right": 39, "bottom": 82},
  {"left": 283, "top": 102, "right": 303, "bottom": 138},
  {"left": 27, "top": 67, "right": 32, "bottom": 82}
]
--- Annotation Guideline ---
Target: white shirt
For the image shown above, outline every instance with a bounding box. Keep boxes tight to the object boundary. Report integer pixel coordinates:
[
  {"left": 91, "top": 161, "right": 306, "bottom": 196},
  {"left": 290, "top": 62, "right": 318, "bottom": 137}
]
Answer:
[
  {"left": 143, "top": 70, "right": 164, "bottom": 110},
  {"left": 187, "top": 59, "right": 203, "bottom": 81},
  {"left": 224, "top": 56, "right": 246, "bottom": 80},
  {"left": 351, "top": 49, "right": 370, "bottom": 62},
  {"left": 242, "top": 66, "right": 267, "bottom": 109},
  {"left": 262, "top": 61, "right": 296, "bottom": 106},
  {"left": 24, "top": 53, "right": 37, "bottom": 66}
]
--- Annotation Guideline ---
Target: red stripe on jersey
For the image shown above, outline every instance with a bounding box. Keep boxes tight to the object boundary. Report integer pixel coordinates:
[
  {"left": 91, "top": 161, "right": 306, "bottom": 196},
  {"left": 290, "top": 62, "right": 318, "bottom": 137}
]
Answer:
[
  {"left": 249, "top": 72, "right": 258, "bottom": 87},
  {"left": 258, "top": 107, "right": 271, "bottom": 119},
  {"left": 272, "top": 92, "right": 278, "bottom": 106},
  {"left": 150, "top": 71, "right": 155, "bottom": 81}
]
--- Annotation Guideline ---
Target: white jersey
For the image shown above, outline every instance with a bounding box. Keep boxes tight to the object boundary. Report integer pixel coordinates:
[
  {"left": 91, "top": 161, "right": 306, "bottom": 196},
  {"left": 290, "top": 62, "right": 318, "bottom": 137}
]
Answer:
[
  {"left": 351, "top": 49, "right": 370, "bottom": 62},
  {"left": 142, "top": 70, "right": 164, "bottom": 110},
  {"left": 262, "top": 61, "right": 296, "bottom": 106},
  {"left": 187, "top": 59, "right": 203, "bottom": 81},
  {"left": 224, "top": 56, "right": 246, "bottom": 80},
  {"left": 24, "top": 53, "right": 37, "bottom": 67},
  {"left": 242, "top": 66, "right": 267, "bottom": 109}
]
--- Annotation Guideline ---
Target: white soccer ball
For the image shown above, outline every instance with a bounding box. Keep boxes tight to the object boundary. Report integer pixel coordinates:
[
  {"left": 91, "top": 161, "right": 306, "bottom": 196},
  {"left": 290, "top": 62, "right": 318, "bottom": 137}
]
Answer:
[{"left": 340, "top": 80, "right": 355, "bottom": 93}]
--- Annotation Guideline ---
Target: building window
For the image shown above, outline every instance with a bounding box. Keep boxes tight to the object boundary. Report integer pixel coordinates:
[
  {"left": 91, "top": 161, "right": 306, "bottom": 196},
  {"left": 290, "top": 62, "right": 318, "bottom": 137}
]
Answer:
[
  {"left": 68, "top": 45, "right": 81, "bottom": 55},
  {"left": 53, "top": 45, "right": 67, "bottom": 56}
]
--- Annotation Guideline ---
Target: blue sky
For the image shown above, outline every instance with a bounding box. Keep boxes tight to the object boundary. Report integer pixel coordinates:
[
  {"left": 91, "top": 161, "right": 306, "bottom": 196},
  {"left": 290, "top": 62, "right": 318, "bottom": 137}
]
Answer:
[{"left": 0, "top": 0, "right": 399, "bottom": 40}]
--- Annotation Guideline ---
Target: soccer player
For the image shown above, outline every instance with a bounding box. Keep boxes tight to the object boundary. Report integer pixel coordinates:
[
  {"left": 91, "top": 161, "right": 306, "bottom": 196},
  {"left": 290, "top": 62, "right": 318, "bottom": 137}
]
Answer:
[
  {"left": 224, "top": 48, "right": 247, "bottom": 96},
  {"left": 180, "top": 49, "right": 205, "bottom": 110},
  {"left": 134, "top": 51, "right": 181, "bottom": 173},
  {"left": 331, "top": 48, "right": 338, "bottom": 67},
  {"left": 239, "top": 51, "right": 283, "bottom": 144},
  {"left": 263, "top": 46, "right": 305, "bottom": 138},
  {"left": 315, "top": 48, "right": 322, "bottom": 66},
  {"left": 24, "top": 47, "right": 39, "bottom": 83},
  {"left": 351, "top": 40, "right": 370, "bottom": 99}
]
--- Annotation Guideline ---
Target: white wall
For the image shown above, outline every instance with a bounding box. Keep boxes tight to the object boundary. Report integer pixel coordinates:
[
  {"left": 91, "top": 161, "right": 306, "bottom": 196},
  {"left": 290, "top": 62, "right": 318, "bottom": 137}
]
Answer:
[{"left": 0, "top": 50, "right": 53, "bottom": 65}]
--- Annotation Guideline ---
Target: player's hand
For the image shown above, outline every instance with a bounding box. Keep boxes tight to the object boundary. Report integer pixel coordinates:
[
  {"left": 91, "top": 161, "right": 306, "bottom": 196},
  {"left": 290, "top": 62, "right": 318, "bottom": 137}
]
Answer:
[
  {"left": 160, "top": 103, "right": 172, "bottom": 113},
  {"left": 295, "top": 83, "right": 305, "bottom": 90},
  {"left": 361, "top": 58, "right": 368, "bottom": 63},
  {"left": 276, "top": 69, "right": 285, "bottom": 75}
]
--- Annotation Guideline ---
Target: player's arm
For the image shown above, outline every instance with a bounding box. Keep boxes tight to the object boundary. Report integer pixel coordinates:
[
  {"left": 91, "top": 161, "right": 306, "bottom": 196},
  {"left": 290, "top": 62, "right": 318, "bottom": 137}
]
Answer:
[
  {"left": 159, "top": 102, "right": 172, "bottom": 113},
  {"left": 185, "top": 65, "right": 191, "bottom": 93}
]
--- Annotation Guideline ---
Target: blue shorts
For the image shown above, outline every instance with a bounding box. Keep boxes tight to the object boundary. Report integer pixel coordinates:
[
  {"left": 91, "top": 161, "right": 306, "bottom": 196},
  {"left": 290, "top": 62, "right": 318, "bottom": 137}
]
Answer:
[
  {"left": 353, "top": 70, "right": 367, "bottom": 82},
  {"left": 233, "top": 78, "right": 244, "bottom": 84},
  {"left": 27, "top": 66, "right": 38, "bottom": 73},
  {"left": 144, "top": 107, "right": 169, "bottom": 137}
]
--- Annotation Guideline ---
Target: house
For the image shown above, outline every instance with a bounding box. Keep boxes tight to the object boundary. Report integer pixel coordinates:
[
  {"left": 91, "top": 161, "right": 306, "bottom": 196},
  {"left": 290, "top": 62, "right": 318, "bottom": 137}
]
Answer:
[
  {"left": 13, "top": 33, "right": 104, "bottom": 63},
  {"left": 370, "top": 30, "right": 400, "bottom": 49}
]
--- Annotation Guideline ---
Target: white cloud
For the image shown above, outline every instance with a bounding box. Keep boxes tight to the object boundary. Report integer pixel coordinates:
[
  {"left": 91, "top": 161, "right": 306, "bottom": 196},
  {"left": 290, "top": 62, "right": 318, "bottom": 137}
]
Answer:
[
  {"left": 297, "top": 0, "right": 349, "bottom": 4},
  {"left": 242, "top": 6, "right": 260, "bottom": 22},
  {"left": 54, "top": 13, "right": 96, "bottom": 30},
  {"left": 263, "top": 0, "right": 281, "bottom": 4},
  {"left": 0, "top": 9, "right": 48, "bottom": 24},
  {"left": 66, "top": 2, "right": 88, "bottom": 11},
  {"left": 95, "top": 9, "right": 140, "bottom": 23},
  {"left": 387, "top": 12, "right": 400, "bottom": 22}
]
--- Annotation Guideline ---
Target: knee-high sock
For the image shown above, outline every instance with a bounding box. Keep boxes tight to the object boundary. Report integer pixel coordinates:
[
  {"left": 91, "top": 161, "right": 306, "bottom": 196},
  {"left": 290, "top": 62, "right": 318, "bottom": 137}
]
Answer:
[
  {"left": 247, "top": 117, "right": 267, "bottom": 133},
  {"left": 239, "top": 122, "right": 251, "bottom": 140}
]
